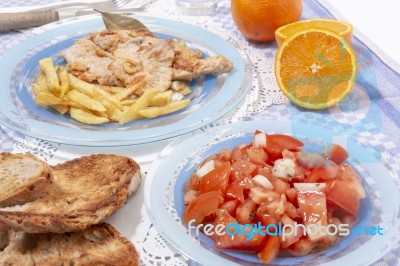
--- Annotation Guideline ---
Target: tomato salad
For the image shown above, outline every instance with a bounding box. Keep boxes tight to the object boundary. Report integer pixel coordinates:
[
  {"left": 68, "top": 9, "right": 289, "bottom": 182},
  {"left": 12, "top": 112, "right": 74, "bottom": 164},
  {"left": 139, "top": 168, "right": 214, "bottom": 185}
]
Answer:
[{"left": 182, "top": 130, "right": 366, "bottom": 263}]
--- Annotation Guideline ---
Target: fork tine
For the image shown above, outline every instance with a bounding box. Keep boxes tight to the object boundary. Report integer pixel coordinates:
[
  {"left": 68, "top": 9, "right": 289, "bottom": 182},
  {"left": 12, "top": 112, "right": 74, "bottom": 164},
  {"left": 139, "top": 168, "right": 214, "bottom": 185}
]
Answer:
[{"left": 112, "top": 0, "right": 131, "bottom": 7}]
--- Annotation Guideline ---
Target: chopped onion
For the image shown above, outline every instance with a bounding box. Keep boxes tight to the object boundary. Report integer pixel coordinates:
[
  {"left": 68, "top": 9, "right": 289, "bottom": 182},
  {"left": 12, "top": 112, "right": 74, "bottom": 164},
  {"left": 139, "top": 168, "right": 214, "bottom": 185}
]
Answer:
[
  {"left": 252, "top": 175, "right": 274, "bottom": 189},
  {"left": 253, "top": 132, "right": 267, "bottom": 148},
  {"left": 297, "top": 151, "right": 326, "bottom": 168},
  {"left": 272, "top": 158, "right": 296, "bottom": 179},
  {"left": 293, "top": 183, "right": 326, "bottom": 192},
  {"left": 322, "top": 145, "right": 333, "bottom": 159},
  {"left": 196, "top": 160, "right": 215, "bottom": 178}
]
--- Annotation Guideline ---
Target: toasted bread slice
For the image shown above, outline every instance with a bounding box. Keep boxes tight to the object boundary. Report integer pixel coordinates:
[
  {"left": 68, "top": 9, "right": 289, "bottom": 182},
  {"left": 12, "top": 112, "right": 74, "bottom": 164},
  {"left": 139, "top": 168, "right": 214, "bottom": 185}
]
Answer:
[
  {"left": 0, "top": 223, "right": 139, "bottom": 265},
  {"left": 0, "top": 153, "right": 53, "bottom": 208},
  {"left": 0, "top": 154, "right": 139, "bottom": 233}
]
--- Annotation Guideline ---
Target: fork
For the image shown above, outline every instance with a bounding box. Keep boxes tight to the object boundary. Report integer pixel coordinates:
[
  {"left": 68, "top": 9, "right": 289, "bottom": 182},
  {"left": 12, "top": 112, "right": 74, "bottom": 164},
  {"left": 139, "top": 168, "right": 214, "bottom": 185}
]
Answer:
[
  {"left": 1, "top": 0, "right": 150, "bottom": 13},
  {"left": 18, "top": 0, "right": 130, "bottom": 12}
]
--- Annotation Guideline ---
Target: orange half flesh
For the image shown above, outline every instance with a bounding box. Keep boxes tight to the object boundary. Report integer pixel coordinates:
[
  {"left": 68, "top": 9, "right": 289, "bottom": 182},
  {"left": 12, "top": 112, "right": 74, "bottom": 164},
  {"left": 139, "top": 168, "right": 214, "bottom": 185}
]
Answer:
[{"left": 274, "top": 28, "right": 357, "bottom": 109}]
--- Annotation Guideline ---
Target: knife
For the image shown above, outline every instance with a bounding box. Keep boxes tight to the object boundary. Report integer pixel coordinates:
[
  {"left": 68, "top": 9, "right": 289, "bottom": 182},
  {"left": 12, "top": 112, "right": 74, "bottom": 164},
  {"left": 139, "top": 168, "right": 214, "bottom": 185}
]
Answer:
[
  {"left": 0, "top": 1, "right": 151, "bottom": 33},
  {"left": 0, "top": 10, "right": 60, "bottom": 32}
]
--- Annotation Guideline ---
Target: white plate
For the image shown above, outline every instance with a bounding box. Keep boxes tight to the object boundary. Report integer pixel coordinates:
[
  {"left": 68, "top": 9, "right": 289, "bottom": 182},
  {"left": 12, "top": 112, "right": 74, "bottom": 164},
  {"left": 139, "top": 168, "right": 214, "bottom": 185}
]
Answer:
[
  {"left": 0, "top": 15, "right": 251, "bottom": 146},
  {"left": 145, "top": 120, "right": 400, "bottom": 265}
]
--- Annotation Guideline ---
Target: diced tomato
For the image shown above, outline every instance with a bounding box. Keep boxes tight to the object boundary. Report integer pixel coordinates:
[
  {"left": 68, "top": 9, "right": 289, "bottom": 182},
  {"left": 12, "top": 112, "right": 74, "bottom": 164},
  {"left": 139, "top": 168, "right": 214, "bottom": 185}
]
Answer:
[
  {"left": 217, "top": 149, "right": 231, "bottom": 162},
  {"left": 266, "top": 152, "right": 284, "bottom": 166},
  {"left": 213, "top": 209, "right": 266, "bottom": 251},
  {"left": 273, "top": 178, "right": 290, "bottom": 194},
  {"left": 323, "top": 179, "right": 336, "bottom": 194},
  {"left": 258, "top": 214, "right": 279, "bottom": 228},
  {"left": 327, "top": 180, "right": 361, "bottom": 215},
  {"left": 295, "top": 165, "right": 309, "bottom": 180},
  {"left": 199, "top": 162, "right": 230, "bottom": 194},
  {"left": 336, "top": 164, "right": 366, "bottom": 198},
  {"left": 327, "top": 164, "right": 365, "bottom": 215},
  {"left": 285, "top": 201, "right": 300, "bottom": 219},
  {"left": 305, "top": 159, "right": 339, "bottom": 182},
  {"left": 282, "top": 149, "right": 297, "bottom": 160},
  {"left": 230, "top": 160, "right": 257, "bottom": 181},
  {"left": 183, "top": 191, "right": 224, "bottom": 225},
  {"left": 285, "top": 187, "right": 298, "bottom": 205},
  {"left": 247, "top": 146, "right": 268, "bottom": 166},
  {"left": 256, "top": 166, "right": 274, "bottom": 179},
  {"left": 220, "top": 199, "right": 239, "bottom": 217},
  {"left": 258, "top": 235, "right": 280, "bottom": 264},
  {"left": 320, "top": 217, "right": 341, "bottom": 246},
  {"left": 323, "top": 144, "right": 349, "bottom": 165},
  {"left": 249, "top": 187, "right": 280, "bottom": 205},
  {"left": 185, "top": 174, "right": 199, "bottom": 192},
  {"left": 266, "top": 134, "right": 304, "bottom": 155},
  {"left": 226, "top": 176, "right": 255, "bottom": 202},
  {"left": 288, "top": 237, "right": 319, "bottom": 256},
  {"left": 256, "top": 194, "right": 287, "bottom": 217},
  {"left": 297, "top": 191, "right": 328, "bottom": 242},
  {"left": 236, "top": 198, "right": 257, "bottom": 224},
  {"left": 326, "top": 199, "right": 339, "bottom": 215},
  {"left": 230, "top": 144, "right": 248, "bottom": 162},
  {"left": 226, "top": 182, "right": 245, "bottom": 203},
  {"left": 280, "top": 214, "right": 303, "bottom": 248}
]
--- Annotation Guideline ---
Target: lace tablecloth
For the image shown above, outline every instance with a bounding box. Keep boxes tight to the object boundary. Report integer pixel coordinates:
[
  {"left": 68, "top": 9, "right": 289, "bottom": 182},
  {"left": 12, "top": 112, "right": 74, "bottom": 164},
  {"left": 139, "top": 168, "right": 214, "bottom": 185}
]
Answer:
[{"left": 0, "top": 0, "right": 399, "bottom": 265}]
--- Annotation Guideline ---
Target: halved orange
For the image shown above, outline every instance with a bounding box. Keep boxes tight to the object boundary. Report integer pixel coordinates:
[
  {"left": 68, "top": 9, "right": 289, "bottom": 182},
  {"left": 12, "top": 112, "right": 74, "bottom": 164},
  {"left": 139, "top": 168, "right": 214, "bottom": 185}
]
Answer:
[
  {"left": 275, "top": 19, "right": 353, "bottom": 47},
  {"left": 275, "top": 27, "right": 357, "bottom": 109}
]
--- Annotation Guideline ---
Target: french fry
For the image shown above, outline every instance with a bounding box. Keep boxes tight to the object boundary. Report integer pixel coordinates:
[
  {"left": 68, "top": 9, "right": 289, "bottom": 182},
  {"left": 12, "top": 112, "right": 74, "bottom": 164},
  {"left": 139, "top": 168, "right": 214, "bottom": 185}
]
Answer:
[
  {"left": 39, "top": 58, "right": 61, "bottom": 93},
  {"left": 101, "top": 98, "right": 123, "bottom": 122},
  {"left": 93, "top": 88, "right": 122, "bottom": 110},
  {"left": 36, "top": 73, "right": 48, "bottom": 90},
  {"left": 35, "top": 91, "right": 81, "bottom": 109},
  {"left": 115, "top": 82, "right": 143, "bottom": 101},
  {"left": 69, "top": 107, "right": 109, "bottom": 124},
  {"left": 58, "top": 67, "right": 70, "bottom": 97},
  {"left": 31, "top": 83, "right": 47, "bottom": 97},
  {"left": 100, "top": 85, "right": 127, "bottom": 95},
  {"left": 121, "top": 98, "right": 138, "bottom": 106},
  {"left": 138, "top": 99, "right": 190, "bottom": 118},
  {"left": 68, "top": 74, "right": 96, "bottom": 97},
  {"left": 90, "top": 110, "right": 109, "bottom": 118},
  {"left": 66, "top": 90, "right": 106, "bottom": 112},
  {"left": 119, "top": 90, "right": 158, "bottom": 125},
  {"left": 149, "top": 90, "right": 173, "bottom": 106},
  {"left": 35, "top": 91, "right": 65, "bottom": 106},
  {"left": 52, "top": 105, "right": 69, "bottom": 114},
  {"left": 68, "top": 74, "right": 122, "bottom": 110}
]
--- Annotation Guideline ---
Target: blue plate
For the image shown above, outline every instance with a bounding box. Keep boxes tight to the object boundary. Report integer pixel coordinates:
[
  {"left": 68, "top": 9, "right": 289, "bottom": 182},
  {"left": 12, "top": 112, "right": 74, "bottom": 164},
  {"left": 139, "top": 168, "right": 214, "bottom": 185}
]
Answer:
[
  {"left": 144, "top": 120, "right": 400, "bottom": 265},
  {"left": 0, "top": 15, "right": 251, "bottom": 146}
]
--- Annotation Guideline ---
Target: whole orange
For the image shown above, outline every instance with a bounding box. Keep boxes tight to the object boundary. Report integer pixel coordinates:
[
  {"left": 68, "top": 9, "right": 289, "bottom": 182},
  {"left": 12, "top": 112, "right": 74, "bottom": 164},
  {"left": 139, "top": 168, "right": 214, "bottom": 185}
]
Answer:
[{"left": 231, "top": 0, "right": 303, "bottom": 42}]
